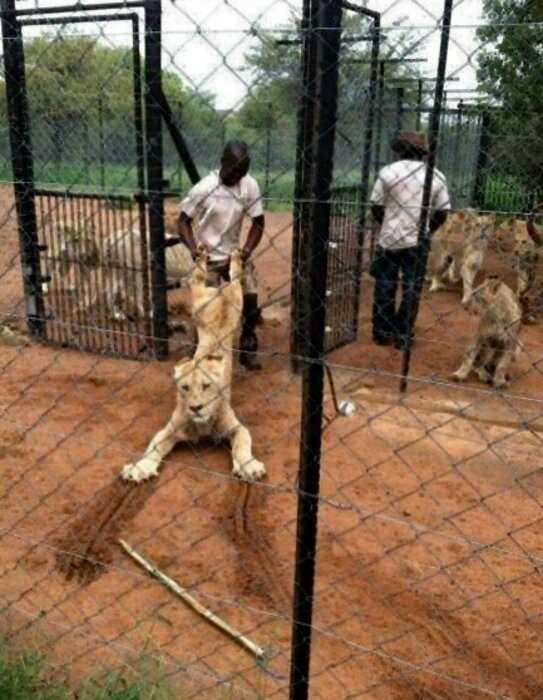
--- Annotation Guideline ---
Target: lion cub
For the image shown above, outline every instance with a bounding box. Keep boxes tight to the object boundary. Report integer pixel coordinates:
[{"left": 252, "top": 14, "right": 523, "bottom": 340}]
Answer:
[
  {"left": 429, "top": 209, "right": 496, "bottom": 305},
  {"left": 122, "top": 250, "right": 266, "bottom": 483},
  {"left": 451, "top": 276, "right": 521, "bottom": 389}
]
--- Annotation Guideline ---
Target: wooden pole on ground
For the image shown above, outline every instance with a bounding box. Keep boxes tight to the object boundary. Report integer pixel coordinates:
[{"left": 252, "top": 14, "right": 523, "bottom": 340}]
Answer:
[{"left": 119, "top": 539, "right": 265, "bottom": 660}]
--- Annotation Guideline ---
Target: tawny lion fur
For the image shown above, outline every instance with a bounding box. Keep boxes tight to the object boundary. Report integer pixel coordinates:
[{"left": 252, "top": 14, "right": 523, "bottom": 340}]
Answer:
[
  {"left": 122, "top": 249, "right": 266, "bottom": 483},
  {"left": 428, "top": 209, "right": 496, "bottom": 305},
  {"left": 515, "top": 219, "right": 543, "bottom": 322},
  {"left": 451, "top": 277, "right": 522, "bottom": 390}
]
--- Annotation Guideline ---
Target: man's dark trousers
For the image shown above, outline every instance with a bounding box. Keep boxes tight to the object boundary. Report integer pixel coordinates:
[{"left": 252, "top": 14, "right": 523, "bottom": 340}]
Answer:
[{"left": 371, "top": 242, "right": 429, "bottom": 346}]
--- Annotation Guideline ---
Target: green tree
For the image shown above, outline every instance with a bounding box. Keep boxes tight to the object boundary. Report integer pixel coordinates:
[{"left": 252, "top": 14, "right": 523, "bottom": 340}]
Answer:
[
  {"left": 235, "top": 12, "right": 425, "bottom": 178},
  {"left": 477, "top": 0, "right": 543, "bottom": 197},
  {"left": 240, "top": 13, "right": 421, "bottom": 126},
  {"left": 0, "top": 32, "right": 222, "bottom": 181}
]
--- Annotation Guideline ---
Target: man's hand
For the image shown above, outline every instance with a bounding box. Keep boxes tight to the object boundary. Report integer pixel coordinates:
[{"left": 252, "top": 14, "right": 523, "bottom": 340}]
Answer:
[
  {"left": 242, "top": 215, "right": 265, "bottom": 262},
  {"left": 178, "top": 212, "right": 199, "bottom": 258}
]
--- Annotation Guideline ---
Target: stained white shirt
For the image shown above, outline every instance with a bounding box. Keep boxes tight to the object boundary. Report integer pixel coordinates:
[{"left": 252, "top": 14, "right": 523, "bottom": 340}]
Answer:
[
  {"left": 180, "top": 170, "right": 263, "bottom": 261},
  {"left": 370, "top": 159, "right": 451, "bottom": 250}
]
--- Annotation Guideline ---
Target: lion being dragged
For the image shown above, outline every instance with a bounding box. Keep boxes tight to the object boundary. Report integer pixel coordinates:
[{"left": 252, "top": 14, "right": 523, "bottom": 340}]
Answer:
[{"left": 122, "top": 249, "right": 266, "bottom": 483}]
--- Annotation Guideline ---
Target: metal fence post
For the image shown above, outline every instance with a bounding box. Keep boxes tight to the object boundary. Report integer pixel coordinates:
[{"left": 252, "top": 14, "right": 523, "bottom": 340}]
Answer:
[
  {"left": 0, "top": 0, "right": 45, "bottom": 339},
  {"left": 264, "top": 101, "right": 272, "bottom": 201},
  {"left": 472, "top": 108, "right": 491, "bottom": 209},
  {"left": 373, "top": 59, "right": 385, "bottom": 176},
  {"left": 353, "top": 15, "right": 380, "bottom": 337},
  {"left": 416, "top": 77, "right": 423, "bottom": 130},
  {"left": 144, "top": 0, "right": 168, "bottom": 358},
  {"left": 399, "top": 0, "right": 455, "bottom": 393},
  {"left": 395, "top": 86, "right": 404, "bottom": 134},
  {"left": 290, "top": 0, "right": 316, "bottom": 373},
  {"left": 98, "top": 93, "right": 105, "bottom": 189},
  {"left": 289, "top": 1, "right": 343, "bottom": 698}
]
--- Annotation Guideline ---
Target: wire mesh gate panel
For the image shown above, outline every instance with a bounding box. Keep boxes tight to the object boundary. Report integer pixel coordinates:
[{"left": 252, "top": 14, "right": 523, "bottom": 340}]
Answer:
[
  {"left": 1, "top": 4, "right": 167, "bottom": 359},
  {"left": 291, "top": 0, "right": 378, "bottom": 361},
  {"left": 36, "top": 190, "right": 152, "bottom": 358},
  {"left": 324, "top": 186, "right": 363, "bottom": 352}
]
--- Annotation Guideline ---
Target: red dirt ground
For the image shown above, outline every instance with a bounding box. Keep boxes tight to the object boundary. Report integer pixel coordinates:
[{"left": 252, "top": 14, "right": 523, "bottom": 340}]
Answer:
[{"left": 1, "top": 185, "right": 543, "bottom": 698}]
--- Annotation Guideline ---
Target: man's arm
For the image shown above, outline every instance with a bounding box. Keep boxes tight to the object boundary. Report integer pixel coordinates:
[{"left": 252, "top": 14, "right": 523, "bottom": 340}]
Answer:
[
  {"left": 371, "top": 204, "right": 384, "bottom": 226},
  {"left": 242, "top": 215, "right": 265, "bottom": 261},
  {"left": 429, "top": 209, "right": 448, "bottom": 235},
  {"left": 178, "top": 212, "right": 198, "bottom": 257}
]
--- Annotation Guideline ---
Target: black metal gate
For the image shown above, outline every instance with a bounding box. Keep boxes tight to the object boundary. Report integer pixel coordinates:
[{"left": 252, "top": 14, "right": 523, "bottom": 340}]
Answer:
[
  {"left": 290, "top": 0, "right": 379, "bottom": 362},
  {"left": 0, "top": 0, "right": 169, "bottom": 359}
]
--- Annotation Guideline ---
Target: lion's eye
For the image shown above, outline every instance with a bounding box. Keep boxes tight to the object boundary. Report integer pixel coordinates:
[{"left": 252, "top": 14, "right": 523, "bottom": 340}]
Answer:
[
  {"left": 202, "top": 383, "right": 211, "bottom": 390},
  {"left": 181, "top": 384, "right": 190, "bottom": 391}
]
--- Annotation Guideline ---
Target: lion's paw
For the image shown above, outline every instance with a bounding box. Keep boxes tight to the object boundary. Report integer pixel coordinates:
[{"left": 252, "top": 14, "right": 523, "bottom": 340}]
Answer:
[
  {"left": 121, "top": 460, "right": 159, "bottom": 483},
  {"left": 230, "top": 249, "right": 243, "bottom": 280},
  {"left": 232, "top": 457, "right": 266, "bottom": 482}
]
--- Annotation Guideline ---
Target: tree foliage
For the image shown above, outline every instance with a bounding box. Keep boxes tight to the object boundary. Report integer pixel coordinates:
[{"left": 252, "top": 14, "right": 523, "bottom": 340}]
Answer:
[
  {"left": 239, "top": 12, "right": 424, "bottom": 130},
  {"left": 477, "top": 0, "right": 543, "bottom": 194}
]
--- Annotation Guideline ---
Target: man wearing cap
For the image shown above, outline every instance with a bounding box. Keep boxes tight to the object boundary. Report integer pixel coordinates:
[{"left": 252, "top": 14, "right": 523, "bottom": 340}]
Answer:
[
  {"left": 178, "top": 140, "right": 265, "bottom": 370},
  {"left": 369, "top": 131, "right": 451, "bottom": 350}
]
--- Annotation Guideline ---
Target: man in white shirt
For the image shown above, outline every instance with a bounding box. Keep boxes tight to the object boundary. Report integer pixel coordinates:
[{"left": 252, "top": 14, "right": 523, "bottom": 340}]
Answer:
[
  {"left": 178, "top": 141, "right": 265, "bottom": 370},
  {"left": 370, "top": 131, "right": 451, "bottom": 350}
]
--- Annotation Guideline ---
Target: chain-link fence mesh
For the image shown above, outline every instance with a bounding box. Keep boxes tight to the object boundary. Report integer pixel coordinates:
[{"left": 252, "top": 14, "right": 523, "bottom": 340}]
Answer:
[{"left": 0, "top": 0, "right": 542, "bottom": 698}]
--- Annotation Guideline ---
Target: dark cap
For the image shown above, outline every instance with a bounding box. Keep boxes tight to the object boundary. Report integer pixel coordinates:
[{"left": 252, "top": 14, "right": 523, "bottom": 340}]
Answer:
[{"left": 391, "top": 131, "right": 428, "bottom": 156}]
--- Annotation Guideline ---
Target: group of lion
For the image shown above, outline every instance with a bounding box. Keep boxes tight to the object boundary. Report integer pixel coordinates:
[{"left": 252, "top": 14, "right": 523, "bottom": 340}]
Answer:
[{"left": 426, "top": 208, "right": 543, "bottom": 389}]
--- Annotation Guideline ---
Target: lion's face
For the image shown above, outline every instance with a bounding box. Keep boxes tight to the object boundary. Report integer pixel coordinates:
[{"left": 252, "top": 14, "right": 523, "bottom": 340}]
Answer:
[
  {"left": 174, "top": 356, "right": 227, "bottom": 425},
  {"left": 476, "top": 212, "right": 496, "bottom": 239},
  {"left": 466, "top": 276, "right": 502, "bottom": 315},
  {"left": 514, "top": 231, "right": 536, "bottom": 259}
]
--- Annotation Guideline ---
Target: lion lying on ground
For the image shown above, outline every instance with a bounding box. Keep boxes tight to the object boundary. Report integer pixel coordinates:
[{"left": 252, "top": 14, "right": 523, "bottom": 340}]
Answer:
[
  {"left": 122, "top": 249, "right": 266, "bottom": 483},
  {"left": 428, "top": 209, "right": 496, "bottom": 305},
  {"left": 451, "top": 276, "right": 521, "bottom": 389}
]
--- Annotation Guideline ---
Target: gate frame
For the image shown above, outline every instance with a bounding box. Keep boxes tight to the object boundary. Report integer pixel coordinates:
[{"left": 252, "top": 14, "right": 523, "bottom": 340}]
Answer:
[
  {"left": 289, "top": 1, "right": 380, "bottom": 368},
  {"left": 0, "top": 0, "right": 169, "bottom": 359}
]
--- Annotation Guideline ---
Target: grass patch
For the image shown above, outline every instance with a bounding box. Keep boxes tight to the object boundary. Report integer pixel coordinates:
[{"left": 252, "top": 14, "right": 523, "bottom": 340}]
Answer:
[
  {"left": 0, "top": 645, "right": 256, "bottom": 699},
  {"left": 0, "top": 647, "right": 176, "bottom": 699}
]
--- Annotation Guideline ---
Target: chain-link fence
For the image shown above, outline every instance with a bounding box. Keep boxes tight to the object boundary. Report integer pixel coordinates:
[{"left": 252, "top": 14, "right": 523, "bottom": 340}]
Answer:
[{"left": 0, "top": 0, "right": 543, "bottom": 698}]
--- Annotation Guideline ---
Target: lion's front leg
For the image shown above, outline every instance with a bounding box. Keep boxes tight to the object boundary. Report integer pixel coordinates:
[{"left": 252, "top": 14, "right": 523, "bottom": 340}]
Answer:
[
  {"left": 122, "top": 410, "right": 186, "bottom": 483},
  {"left": 451, "top": 341, "right": 480, "bottom": 382},
  {"left": 218, "top": 406, "right": 266, "bottom": 481}
]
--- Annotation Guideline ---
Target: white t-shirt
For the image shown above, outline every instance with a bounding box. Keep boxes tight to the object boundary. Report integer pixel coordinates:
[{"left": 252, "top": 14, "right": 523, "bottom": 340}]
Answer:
[
  {"left": 370, "top": 160, "right": 451, "bottom": 250},
  {"left": 180, "top": 170, "right": 263, "bottom": 261}
]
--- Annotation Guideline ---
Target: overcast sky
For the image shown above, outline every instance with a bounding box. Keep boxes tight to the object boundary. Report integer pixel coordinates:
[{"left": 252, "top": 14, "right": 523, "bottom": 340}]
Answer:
[{"left": 20, "top": 0, "right": 486, "bottom": 109}]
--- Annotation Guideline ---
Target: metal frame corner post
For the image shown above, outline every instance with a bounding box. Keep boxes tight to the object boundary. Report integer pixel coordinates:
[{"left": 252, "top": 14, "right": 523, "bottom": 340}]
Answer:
[
  {"left": 1, "top": 0, "right": 45, "bottom": 339},
  {"left": 290, "top": 0, "right": 315, "bottom": 374},
  {"left": 144, "top": 0, "right": 168, "bottom": 359},
  {"left": 289, "top": 1, "right": 343, "bottom": 698},
  {"left": 472, "top": 108, "right": 491, "bottom": 209},
  {"left": 400, "top": 0, "right": 455, "bottom": 393},
  {"left": 354, "top": 14, "right": 380, "bottom": 337}
]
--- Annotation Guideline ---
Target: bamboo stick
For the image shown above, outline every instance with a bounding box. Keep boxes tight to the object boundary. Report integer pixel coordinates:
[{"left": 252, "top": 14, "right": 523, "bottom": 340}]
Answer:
[{"left": 118, "top": 539, "right": 265, "bottom": 660}]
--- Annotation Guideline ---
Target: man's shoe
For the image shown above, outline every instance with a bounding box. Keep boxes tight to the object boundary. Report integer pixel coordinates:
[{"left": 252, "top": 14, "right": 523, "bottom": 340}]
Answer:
[
  {"left": 373, "top": 335, "right": 395, "bottom": 347},
  {"left": 394, "top": 335, "right": 413, "bottom": 351}
]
